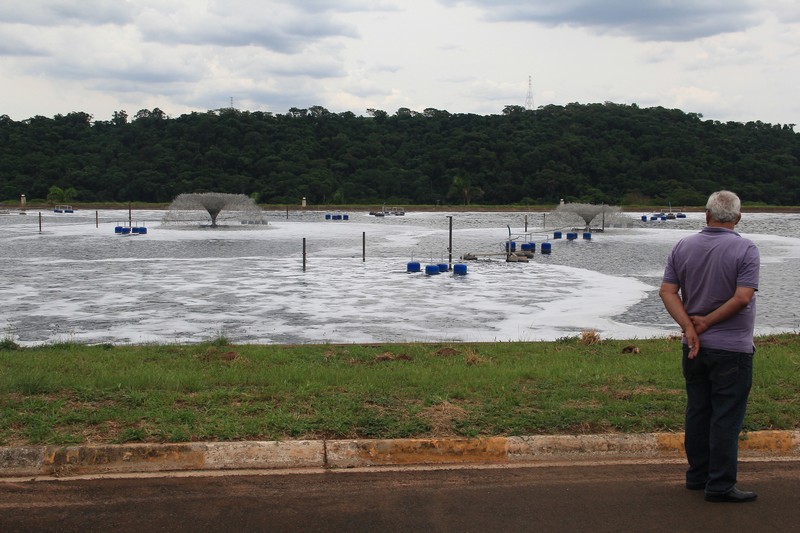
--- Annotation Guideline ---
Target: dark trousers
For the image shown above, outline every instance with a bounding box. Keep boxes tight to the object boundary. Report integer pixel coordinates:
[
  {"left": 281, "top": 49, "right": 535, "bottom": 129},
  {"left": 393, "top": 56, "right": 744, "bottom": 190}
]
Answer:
[{"left": 682, "top": 345, "right": 753, "bottom": 494}]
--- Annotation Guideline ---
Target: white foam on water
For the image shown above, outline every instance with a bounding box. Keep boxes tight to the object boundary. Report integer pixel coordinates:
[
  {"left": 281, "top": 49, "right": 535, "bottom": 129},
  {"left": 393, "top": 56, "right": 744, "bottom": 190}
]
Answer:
[{"left": 1, "top": 209, "right": 799, "bottom": 346}]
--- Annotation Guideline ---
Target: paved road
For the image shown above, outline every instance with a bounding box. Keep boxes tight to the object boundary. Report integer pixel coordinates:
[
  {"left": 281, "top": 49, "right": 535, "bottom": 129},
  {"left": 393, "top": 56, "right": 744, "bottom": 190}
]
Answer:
[{"left": 1, "top": 459, "right": 797, "bottom": 532}]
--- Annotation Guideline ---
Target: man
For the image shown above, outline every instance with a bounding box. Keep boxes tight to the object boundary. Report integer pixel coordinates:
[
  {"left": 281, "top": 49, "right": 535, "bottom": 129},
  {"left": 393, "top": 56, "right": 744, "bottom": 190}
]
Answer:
[{"left": 659, "top": 190, "right": 760, "bottom": 503}]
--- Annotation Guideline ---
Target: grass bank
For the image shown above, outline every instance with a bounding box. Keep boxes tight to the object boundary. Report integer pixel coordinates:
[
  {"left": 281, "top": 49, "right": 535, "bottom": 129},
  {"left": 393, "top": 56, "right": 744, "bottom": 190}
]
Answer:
[{"left": 1, "top": 334, "right": 798, "bottom": 447}]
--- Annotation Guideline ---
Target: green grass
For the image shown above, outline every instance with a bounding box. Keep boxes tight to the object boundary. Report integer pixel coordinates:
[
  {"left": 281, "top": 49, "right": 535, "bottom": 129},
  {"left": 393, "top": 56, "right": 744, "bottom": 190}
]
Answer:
[{"left": 0, "top": 335, "right": 798, "bottom": 446}]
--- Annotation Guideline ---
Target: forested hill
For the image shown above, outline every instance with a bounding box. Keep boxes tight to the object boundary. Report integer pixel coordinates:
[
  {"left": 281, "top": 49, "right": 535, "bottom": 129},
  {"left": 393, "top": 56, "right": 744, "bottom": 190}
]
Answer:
[{"left": 2, "top": 102, "right": 799, "bottom": 207}]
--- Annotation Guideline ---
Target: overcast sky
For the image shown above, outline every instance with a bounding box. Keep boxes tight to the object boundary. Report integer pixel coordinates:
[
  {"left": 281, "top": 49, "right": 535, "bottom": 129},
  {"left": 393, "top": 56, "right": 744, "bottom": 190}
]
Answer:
[{"left": 2, "top": 0, "right": 799, "bottom": 125}]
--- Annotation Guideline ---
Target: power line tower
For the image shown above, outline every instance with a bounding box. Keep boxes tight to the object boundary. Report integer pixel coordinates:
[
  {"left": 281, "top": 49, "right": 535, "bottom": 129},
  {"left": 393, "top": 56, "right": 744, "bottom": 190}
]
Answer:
[{"left": 524, "top": 76, "right": 534, "bottom": 111}]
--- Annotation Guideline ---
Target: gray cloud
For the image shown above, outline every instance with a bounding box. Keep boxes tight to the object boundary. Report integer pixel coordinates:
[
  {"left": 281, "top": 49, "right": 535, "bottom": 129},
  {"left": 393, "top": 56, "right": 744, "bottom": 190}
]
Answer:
[
  {"left": 0, "top": 39, "right": 48, "bottom": 57},
  {"left": 245, "top": 0, "right": 399, "bottom": 15},
  {"left": 66, "top": 60, "right": 203, "bottom": 86},
  {"left": 137, "top": 5, "right": 360, "bottom": 54},
  {"left": 439, "top": 0, "right": 763, "bottom": 41},
  {"left": 0, "top": 0, "right": 362, "bottom": 116},
  {"left": 0, "top": 0, "right": 136, "bottom": 26},
  {"left": 1, "top": 1, "right": 369, "bottom": 55}
]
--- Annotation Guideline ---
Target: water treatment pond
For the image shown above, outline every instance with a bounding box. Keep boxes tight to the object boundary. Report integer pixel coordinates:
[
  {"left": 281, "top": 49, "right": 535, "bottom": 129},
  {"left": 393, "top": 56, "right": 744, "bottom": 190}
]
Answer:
[{"left": 1, "top": 209, "right": 798, "bottom": 346}]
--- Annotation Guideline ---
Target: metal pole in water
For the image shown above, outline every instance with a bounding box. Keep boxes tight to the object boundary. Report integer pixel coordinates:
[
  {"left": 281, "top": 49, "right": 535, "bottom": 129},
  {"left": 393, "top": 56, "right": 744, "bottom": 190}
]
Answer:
[
  {"left": 303, "top": 238, "right": 307, "bottom": 272},
  {"left": 96, "top": 210, "right": 99, "bottom": 228},
  {"left": 447, "top": 216, "right": 453, "bottom": 268},
  {"left": 362, "top": 232, "right": 366, "bottom": 262},
  {"left": 286, "top": 206, "right": 289, "bottom": 220},
  {"left": 38, "top": 212, "right": 42, "bottom": 234},
  {"left": 128, "top": 202, "right": 132, "bottom": 227},
  {"left": 524, "top": 215, "right": 528, "bottom": 232}
]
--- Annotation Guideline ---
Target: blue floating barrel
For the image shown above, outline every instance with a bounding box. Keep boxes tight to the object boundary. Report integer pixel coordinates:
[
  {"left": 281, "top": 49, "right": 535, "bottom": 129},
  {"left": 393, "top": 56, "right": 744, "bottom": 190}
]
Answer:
[
  {"left": 407, "top": 261, "right": 421, "bottom": 273},
  {"left": 325, "top": 214, "right": 331, "bottom": 220},
  {"left": 343, "top": 214, "right": 349, "bottom": 220},
  {"left": 425, "top": 264, "right": 440, "bottom": 275},
  {"left": 121, "top": 227, "right": 131, "bottom": 235},
  {"left": 437, "top": 263, "right": 449, "bottom": 273},
  {"left": 583, "top": 232, "right": 591, "bottom": 240},
  {"left": 660, "top": 216, "right": 667, "bottom": 221},
  {"left": 541, "top": 242, "right": 552, "bottom": 254},
  {"left": 114, "top": 226, "right": 123, "bottom": 234},
  {"left": 650, "top": 215, "right": 658, "bottom": 221},
  {"left": 505, "top": 241, "right": 517, "bottom": 252},
  {"left": 567, "top": 232, "right": 578, "bottom": 240},
  {"left": 453, "top": 263, "right": 468, "bottom": 275},
  {"left": 641, "top": 215, "right": 647, "bottom": 222},
  {"left": 131, "top": 227, "right": 140, "bottom": 234},
  {"left": 139, "top": 227, "right": 148, "bottom": 235},
  {"left": 520, "top": 243, "right": 532, "bottom": 252},
  {"left": 676, "top": 213, "right": 687, "bottom": 219},
  {"left": 333, "top": 214, "right": 342, "bottom": 220},
  {"left": 554, "top": 231, "right": 562, "bottom": 239}
]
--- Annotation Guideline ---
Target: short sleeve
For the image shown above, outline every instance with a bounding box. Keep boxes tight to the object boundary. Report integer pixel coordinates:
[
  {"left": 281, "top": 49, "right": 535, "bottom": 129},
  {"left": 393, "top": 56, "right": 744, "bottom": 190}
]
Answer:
[{"left": 737, "top": 242, "right": 759, "bottom": 289}]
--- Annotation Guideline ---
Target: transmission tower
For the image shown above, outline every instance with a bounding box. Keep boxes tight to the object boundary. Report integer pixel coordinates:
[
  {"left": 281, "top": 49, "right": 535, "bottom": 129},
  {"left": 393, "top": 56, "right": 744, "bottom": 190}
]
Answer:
[{"left": 524, "top": 76, "right": 534, "bottom": 111}]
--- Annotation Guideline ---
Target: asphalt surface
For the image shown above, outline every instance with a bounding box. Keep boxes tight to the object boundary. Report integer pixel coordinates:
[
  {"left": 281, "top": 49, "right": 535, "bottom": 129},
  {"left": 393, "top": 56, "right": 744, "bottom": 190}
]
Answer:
[{"left": 1, "top": 458, "right": 798, "bottom": 532}]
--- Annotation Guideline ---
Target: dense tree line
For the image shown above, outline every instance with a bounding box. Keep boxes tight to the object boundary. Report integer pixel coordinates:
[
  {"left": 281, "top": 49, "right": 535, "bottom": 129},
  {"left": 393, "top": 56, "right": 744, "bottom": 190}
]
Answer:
[{"left": 1, "top": 102, "right": 799, "bottom": 207}]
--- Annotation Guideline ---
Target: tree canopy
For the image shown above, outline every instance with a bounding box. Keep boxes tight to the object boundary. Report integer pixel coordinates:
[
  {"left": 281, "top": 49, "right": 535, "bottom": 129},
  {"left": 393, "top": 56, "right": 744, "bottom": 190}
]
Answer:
[{"left": 1, "top": 102, "right": 798, "bottom": 206}]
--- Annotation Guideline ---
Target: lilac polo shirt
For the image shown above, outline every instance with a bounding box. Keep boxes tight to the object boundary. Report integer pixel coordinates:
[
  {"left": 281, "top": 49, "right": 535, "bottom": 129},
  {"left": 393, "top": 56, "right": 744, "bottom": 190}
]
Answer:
[{"left": 663, "top": 226, "right": 759, "bottom": 353}]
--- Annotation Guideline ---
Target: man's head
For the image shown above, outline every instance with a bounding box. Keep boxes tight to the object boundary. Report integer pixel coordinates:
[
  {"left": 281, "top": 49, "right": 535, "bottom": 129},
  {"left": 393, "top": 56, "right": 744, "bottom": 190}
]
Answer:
[{"left": 706, "top": 190, "right": 741, "bottom": 225}]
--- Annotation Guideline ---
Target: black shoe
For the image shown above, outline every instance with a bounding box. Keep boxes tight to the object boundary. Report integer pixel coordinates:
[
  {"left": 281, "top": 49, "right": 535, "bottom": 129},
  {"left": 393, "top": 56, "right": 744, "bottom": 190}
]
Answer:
[
  {"left": 705, "top": 487, "right": 758, "bottom": 503},
  {"left": 686, "top": 481, "right": 706, "bottom": 491}
]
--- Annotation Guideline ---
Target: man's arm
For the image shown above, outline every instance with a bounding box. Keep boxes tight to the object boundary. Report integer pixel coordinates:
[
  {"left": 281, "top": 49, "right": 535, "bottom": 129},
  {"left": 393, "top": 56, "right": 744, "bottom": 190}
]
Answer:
[
  {"left": 690, "top": 286, "right": 756, "bottom": 334},
  {"left": 659, "top": 281, "right": 700, "bottom": 359}
]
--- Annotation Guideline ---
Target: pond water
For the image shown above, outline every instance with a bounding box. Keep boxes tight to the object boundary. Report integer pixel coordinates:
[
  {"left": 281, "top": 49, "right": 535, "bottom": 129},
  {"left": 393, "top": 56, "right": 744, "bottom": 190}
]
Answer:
[{"left": 1, "top": 208, "right": 798, "bottom": 346}]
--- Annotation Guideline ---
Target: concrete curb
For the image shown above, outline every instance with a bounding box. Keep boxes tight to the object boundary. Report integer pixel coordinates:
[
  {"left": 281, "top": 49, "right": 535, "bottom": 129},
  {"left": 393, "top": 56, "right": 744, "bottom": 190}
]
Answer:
[{"left": 1, "top": 431, "right": 798, "bottom": 478}]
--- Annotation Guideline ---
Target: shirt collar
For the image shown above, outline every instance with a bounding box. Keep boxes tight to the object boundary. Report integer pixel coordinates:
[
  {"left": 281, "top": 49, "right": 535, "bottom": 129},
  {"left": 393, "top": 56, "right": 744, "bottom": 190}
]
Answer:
[{"left": 701, "top": 226, "right": 739, "bottom": 236}]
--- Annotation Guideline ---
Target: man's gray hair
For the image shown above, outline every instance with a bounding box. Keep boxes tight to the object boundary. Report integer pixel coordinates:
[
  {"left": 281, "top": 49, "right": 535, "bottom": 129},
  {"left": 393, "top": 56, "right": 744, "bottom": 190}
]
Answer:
[{"left": 706, "top": 190, "right": 741, "bottom": 223}]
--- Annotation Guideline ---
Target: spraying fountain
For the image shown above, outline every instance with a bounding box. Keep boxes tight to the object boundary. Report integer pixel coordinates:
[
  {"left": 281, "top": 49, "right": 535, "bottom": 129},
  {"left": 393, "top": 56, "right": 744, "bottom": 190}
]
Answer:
[
  {"left": 162, "top": 193, "right": 266, "bottom": 227},
  {"left": 548, "top": 203, "right": 628, "bottom": 231}
]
